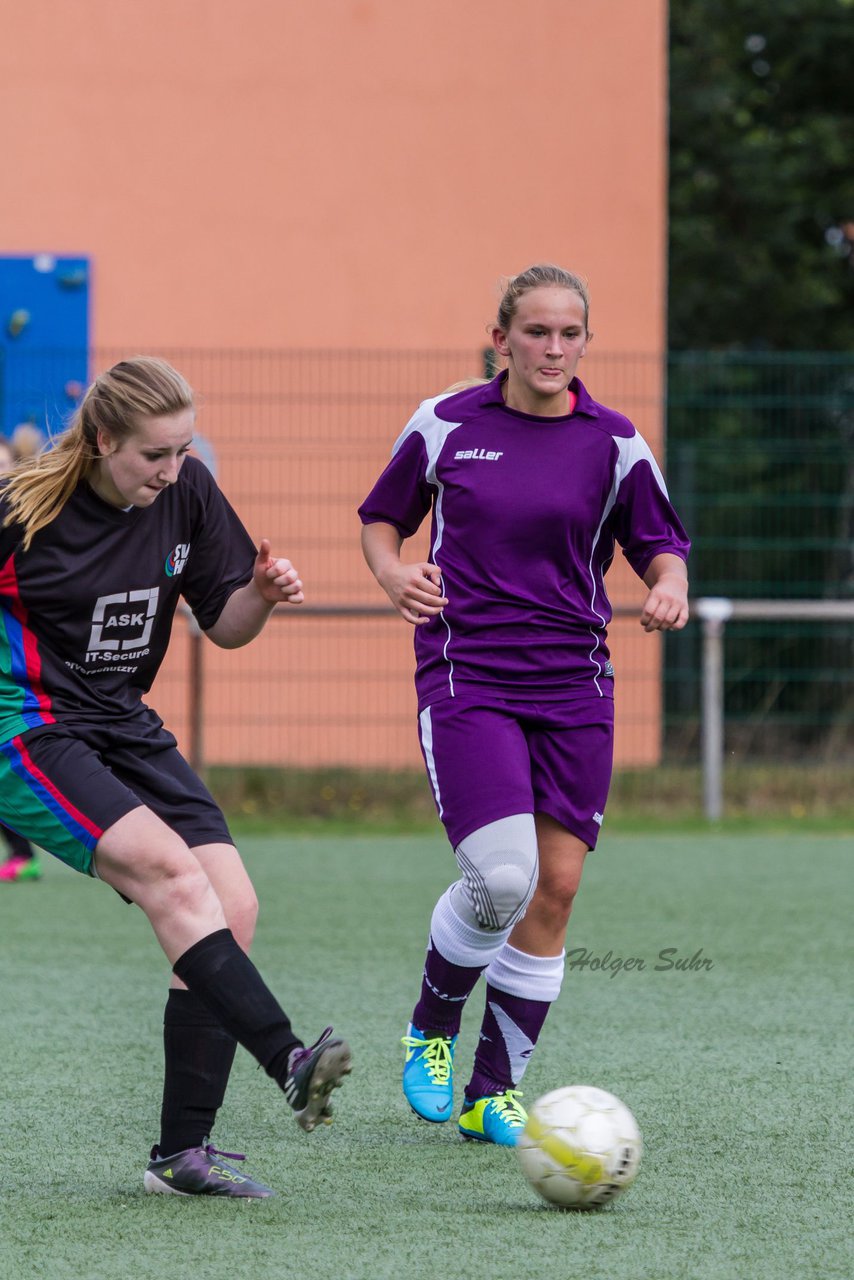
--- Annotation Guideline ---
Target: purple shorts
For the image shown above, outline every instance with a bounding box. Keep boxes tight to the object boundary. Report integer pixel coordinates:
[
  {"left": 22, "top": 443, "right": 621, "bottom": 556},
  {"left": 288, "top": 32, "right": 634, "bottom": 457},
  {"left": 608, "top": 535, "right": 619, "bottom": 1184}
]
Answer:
[{"left": 418, "top": 694, "right": 614, "bottom": 850}]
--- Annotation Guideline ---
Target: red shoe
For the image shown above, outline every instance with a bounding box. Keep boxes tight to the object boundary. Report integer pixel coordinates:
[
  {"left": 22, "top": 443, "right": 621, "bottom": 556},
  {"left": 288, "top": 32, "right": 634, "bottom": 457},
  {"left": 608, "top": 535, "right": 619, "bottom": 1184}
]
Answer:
[{"left": 0, "top": 855, "right": 43, "bottom": 882}]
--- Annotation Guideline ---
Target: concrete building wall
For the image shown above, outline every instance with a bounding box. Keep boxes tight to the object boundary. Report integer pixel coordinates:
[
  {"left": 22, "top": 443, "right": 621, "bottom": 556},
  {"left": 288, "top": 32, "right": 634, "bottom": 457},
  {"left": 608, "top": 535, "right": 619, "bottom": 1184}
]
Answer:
[
  {"left": 0, "top": 0, "right": 670, "bottom": 770},
  {"left": 1, "top": 0, "right": 666, "bottom": 353}
]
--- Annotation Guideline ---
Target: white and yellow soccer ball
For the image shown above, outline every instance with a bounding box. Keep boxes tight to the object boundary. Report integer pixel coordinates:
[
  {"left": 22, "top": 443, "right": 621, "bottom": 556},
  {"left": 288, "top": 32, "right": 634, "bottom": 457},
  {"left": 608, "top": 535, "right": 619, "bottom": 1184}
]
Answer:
[{"left": 516, "top": 1085, "right": 642, "bottom": 1210}]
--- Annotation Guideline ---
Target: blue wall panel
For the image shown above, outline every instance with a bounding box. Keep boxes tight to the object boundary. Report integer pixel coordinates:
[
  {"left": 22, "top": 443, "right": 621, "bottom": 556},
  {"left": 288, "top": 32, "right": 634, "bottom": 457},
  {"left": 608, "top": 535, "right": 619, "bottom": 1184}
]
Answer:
[{"left": 0, "top": 254, "right": 90, "bottom": 438}]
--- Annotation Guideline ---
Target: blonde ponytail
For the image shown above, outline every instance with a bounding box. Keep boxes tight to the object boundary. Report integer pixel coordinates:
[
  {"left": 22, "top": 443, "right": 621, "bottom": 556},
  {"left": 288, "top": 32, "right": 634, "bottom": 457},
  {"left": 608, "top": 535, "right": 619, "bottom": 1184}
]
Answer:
[
  {"left": 441, "top": 377, "right": 490, "bottom": 394},
  {"left": 2, "top": 356, "right": 194, "bottom": 550}
]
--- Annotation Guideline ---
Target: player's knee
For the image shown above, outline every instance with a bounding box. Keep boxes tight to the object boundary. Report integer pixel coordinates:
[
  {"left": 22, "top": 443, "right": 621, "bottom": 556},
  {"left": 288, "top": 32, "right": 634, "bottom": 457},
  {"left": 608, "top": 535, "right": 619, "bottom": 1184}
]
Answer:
[
  {"left": 480, "top": 858, "right": 538, "bottom": 929},
  {"left": 227, "top": 885, "right": 259, "bottom": 948},
  {"left": 537, "top": 863, "right": 583, "bottom": 920},
  {"left": 157, "top": 858, "right": 213, "bottom": 914},
  {"left": 244, "top": 885, "right": 260, "bottom": 930},
  {"left": 455, "top": 815, "right": 539, "bottom": 931}
]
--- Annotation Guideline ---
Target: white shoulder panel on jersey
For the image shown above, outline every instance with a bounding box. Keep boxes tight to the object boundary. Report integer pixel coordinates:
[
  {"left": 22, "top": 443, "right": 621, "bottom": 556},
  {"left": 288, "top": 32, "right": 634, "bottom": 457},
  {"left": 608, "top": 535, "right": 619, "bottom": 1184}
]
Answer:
[
  {"left": 391, "top": 394, "right": 463, "bottom": 485},
  {"left": 614, "top": 429, "right": 670, "bottom": 497}
]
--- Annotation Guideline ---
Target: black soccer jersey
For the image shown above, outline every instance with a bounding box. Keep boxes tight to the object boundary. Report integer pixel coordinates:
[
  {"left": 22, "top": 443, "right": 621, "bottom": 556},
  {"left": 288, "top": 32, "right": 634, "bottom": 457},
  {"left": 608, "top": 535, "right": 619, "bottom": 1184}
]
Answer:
[{"left": 0, "top": 456, "right": 256, "bottom": 740}]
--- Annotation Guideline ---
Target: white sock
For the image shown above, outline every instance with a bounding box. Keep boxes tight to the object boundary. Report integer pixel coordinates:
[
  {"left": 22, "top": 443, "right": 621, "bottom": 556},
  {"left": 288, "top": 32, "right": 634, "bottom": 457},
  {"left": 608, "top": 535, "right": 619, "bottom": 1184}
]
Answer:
[{"left": 485, "top": 942, "right": 565, "bottom": 1003}]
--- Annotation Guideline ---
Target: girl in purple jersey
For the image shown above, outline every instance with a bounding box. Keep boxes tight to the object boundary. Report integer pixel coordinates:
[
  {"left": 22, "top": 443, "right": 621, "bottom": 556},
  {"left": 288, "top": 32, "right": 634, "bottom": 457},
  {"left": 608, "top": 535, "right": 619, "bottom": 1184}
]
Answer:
[
  {"left": 360, "top": 264, "right": 689, "bottom": 1145},
  {"left": 0, "top": 357, "right": 351, "bottom": 1196}
]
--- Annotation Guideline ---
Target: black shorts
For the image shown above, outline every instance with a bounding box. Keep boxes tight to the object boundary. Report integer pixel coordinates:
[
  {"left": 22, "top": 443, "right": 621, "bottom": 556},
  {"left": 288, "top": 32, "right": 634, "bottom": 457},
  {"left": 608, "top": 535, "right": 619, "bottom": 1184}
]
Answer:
[{"left": 0, "top": 714, "right": 233, "bottom": 876}]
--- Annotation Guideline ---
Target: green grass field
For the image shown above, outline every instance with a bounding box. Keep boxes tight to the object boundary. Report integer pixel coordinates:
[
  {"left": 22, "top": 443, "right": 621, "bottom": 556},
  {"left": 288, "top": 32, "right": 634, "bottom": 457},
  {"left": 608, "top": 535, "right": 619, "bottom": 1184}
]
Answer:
[{"left": 0, "top": 830, "right": 850, "bottom": 1279}]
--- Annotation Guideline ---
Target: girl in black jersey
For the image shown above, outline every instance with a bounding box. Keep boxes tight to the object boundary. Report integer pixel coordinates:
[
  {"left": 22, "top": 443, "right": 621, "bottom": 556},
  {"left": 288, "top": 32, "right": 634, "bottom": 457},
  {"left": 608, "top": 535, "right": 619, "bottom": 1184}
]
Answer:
[{"left": 0, "top": 357, "right": 351, "bottom": 1198}]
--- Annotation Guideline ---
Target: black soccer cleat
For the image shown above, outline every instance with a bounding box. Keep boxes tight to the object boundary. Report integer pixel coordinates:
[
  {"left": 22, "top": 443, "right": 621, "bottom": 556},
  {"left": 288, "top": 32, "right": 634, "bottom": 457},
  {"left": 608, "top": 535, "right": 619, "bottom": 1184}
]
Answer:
[
  {"left": 284, "top": 1026, "right": 352, "bottom": 1132},
  {"left": 143, "top": 1143, "right": 275, "bottom": 1198}
]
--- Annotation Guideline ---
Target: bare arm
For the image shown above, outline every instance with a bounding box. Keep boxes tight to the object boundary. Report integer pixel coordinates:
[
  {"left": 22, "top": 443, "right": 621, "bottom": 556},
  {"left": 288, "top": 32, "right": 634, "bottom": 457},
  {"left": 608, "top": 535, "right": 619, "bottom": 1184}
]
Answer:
[
  {"left": 205, "top": 538, "right": 304, "bottom": 649},
  {"left": 639, "top": 553, "right": 690, "bottom": 633},
  {"left": 361, "top": 521, "right": 447, "bottom": 627}
]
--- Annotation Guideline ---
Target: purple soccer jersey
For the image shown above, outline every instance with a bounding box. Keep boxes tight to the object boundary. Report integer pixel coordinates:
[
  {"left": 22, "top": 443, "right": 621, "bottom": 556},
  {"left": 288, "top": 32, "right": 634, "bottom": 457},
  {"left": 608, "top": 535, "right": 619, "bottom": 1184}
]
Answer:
[{"left": 359, "top": 373, "right": 690, "bottom": 710}]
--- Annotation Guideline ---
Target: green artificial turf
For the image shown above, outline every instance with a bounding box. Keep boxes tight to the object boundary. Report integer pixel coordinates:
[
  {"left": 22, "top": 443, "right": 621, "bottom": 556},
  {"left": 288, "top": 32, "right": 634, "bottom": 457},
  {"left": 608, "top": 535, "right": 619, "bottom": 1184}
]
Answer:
[{"left": 0, "top": 832, "right": 850, "bottom": 1279}]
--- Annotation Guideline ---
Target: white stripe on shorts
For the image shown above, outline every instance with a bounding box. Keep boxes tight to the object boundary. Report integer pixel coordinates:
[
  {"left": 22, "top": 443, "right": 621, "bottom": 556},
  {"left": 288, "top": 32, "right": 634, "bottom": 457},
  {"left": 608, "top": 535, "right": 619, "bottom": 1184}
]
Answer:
[{"left": 418, "top": 706, "right": 443, "bottom": 819}]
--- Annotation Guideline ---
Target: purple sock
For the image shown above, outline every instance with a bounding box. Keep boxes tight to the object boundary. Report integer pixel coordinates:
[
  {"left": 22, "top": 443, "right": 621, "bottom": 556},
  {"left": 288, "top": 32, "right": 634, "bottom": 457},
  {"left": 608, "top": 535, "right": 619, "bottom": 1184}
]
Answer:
[
  {"left": 465, "top": 984, "right": 551, "bottom": 1100},
  {"left": 411, "top": 938, "right": 485, "bottom": 1037}
]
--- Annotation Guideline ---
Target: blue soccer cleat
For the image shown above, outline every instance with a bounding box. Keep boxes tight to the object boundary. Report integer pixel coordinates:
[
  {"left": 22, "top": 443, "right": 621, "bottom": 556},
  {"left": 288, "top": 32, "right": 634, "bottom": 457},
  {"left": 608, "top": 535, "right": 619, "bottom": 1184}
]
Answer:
[
  {"left": 402, "top": 1023, "right": 457, "bottom": 1122},
  {"left": 458, "top": 1090, "right": 527, "bottom": 1146}
]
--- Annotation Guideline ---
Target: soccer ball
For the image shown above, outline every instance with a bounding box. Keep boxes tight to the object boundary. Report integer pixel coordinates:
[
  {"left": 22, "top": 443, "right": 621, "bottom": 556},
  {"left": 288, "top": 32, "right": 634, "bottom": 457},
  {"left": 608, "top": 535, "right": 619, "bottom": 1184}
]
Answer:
[{"left": 516, "top": 1085, "right": 642, "bottom": 1210}]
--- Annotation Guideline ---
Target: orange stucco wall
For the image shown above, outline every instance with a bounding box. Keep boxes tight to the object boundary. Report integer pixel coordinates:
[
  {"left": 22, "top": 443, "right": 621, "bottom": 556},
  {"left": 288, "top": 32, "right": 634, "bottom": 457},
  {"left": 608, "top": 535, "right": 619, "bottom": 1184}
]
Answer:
[
  {"left": 1, "top": 0, "right": 666, "bottom": 354},
  {"left": 0, "top": 0, "right": 669, "bottom": 771}
]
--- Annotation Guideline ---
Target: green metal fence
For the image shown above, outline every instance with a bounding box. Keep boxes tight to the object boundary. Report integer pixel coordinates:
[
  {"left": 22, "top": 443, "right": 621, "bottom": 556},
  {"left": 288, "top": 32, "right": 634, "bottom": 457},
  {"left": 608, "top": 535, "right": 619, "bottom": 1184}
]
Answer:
[
  {"left": 667, "top": 351, "right": 854, "bottom": 597},
  {"left": 665, "top": 352, "right": 854, "bottom": 776},
  {"left": 1, "top": 347, "right": 851, "bottom": 817}
]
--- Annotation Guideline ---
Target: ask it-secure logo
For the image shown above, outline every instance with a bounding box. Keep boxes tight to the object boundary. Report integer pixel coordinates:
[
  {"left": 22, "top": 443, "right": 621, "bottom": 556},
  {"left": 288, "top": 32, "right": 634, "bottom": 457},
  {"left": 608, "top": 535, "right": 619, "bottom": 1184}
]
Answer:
[
  {"left": 165, "top": 543, "right": 190, "bottom": 577},
  {"left": 86, "top": 588, "right": 159, "bottom": 659}
]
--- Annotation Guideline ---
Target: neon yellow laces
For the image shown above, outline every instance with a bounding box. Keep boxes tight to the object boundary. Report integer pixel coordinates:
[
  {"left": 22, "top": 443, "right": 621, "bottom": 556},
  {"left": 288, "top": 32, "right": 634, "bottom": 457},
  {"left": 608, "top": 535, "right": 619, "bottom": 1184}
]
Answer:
[
  {"left": 491, "top": 1090, "right": 527, "bottom": 1125},
  {"left": 401, "top": 1033, "right": 454, "bottom": 1085}
]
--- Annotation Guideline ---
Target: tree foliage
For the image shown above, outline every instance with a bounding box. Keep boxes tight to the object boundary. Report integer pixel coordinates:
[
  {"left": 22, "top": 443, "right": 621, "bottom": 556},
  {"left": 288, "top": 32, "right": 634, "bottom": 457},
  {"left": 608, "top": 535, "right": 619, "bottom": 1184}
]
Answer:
[{"left": 669, "top": 0, "right": 854, "bottom": 350}]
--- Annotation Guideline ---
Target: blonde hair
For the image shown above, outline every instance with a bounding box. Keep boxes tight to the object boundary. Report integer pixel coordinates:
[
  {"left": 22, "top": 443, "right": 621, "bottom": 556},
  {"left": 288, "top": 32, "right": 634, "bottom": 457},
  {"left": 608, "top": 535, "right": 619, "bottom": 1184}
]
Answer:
[
  {"left": 442, "top": 377, "right": 490, "bottom": 394},
  {"left": 1, "top": 356, "right": 194, "bottom": 550},
  {"left": 497, "top": 263, "right": 590, "bottom": 333}
]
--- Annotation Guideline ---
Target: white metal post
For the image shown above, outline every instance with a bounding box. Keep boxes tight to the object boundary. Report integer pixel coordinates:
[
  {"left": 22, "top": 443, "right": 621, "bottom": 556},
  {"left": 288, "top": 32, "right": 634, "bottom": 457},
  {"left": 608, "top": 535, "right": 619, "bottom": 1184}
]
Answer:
[{"left": 696, "top": 598, "right": 733, "bottom": 821}]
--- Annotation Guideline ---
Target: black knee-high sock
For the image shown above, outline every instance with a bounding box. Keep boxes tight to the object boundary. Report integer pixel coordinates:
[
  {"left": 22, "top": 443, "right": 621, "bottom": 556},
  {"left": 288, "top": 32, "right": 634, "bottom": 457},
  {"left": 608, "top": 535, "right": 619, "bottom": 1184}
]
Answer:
[
  {"left": 172, "top": 929, "right": 302, "bottom": 1089},
  {"left": 158, "top": 989, "right": 238, "bottom": 1156}
]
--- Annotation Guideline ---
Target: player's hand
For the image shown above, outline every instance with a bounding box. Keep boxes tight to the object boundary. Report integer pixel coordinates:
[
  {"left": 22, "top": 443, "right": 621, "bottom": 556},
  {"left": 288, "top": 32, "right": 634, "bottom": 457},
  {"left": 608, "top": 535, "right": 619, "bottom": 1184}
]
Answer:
[
  {"left": 379, "top": 561, "right": 447, "bottom": 626},
  {"left": 639, "top": 573, "right": 689, "bottom": 633},
  {"left": 253, "top": 538, "right": 305, "bottom": 605}
]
